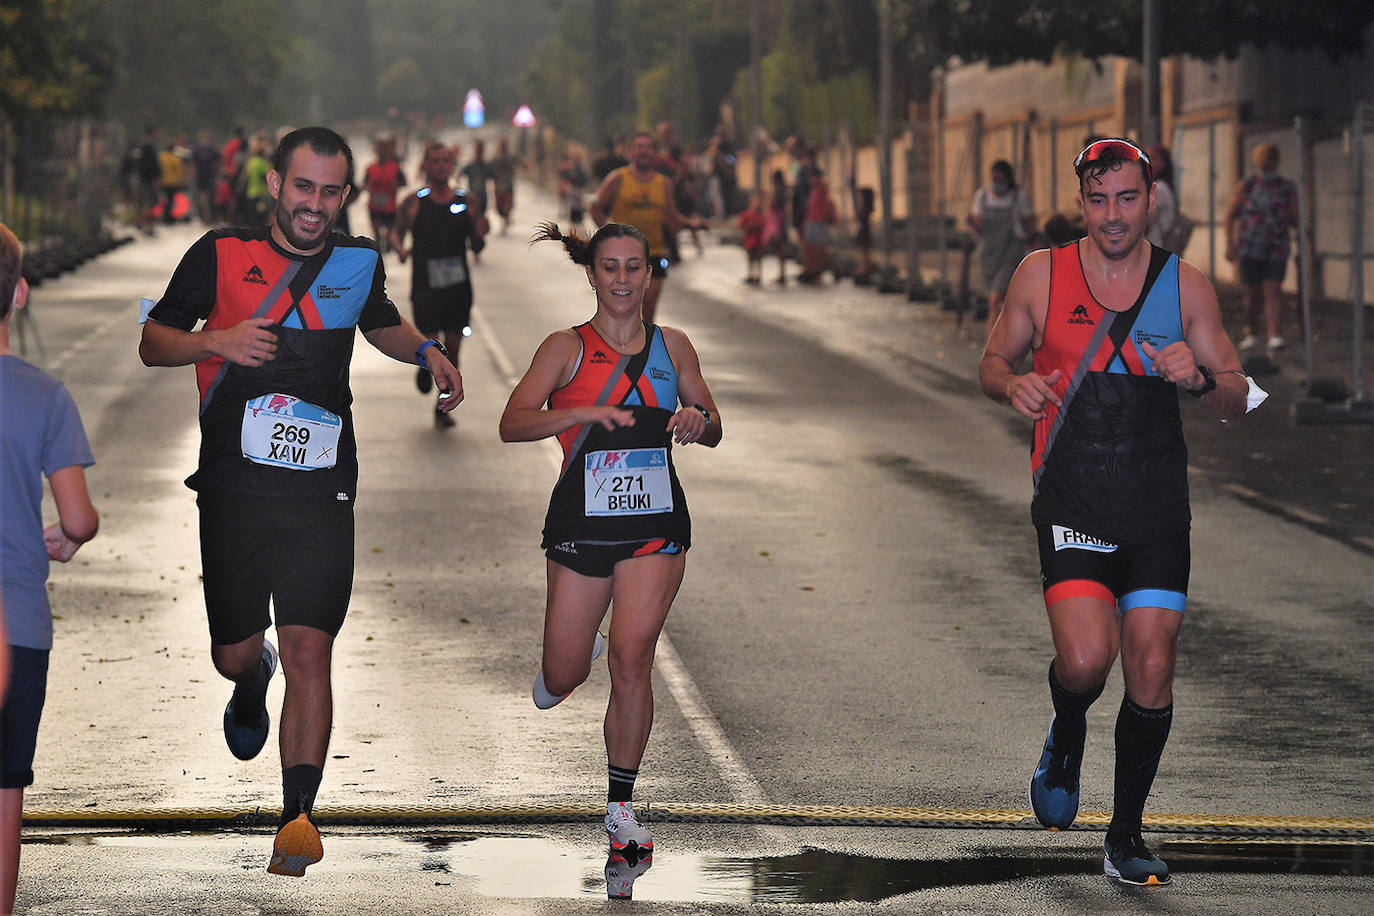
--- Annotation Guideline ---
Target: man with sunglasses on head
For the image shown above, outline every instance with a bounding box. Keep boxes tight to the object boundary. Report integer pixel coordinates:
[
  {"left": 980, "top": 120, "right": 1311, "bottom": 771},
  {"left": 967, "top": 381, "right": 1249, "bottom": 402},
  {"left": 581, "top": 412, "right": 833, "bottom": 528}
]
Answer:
[{"left": 979, "top": 138, "right": 1249, "bottom": 886}]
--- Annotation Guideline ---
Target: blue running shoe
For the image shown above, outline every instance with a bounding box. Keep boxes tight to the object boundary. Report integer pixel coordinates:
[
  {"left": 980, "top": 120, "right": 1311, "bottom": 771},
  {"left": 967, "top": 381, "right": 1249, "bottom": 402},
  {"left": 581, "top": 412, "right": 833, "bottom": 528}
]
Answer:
[
  {"left": 1029, "top": 715, "right": 1083, "bottom": 829},
  {"left": 223, "top": 640, "right": 278, "bottom": 761},
  {"left": 1104, "top": 834, "right": 1171, "bottom": 885}
]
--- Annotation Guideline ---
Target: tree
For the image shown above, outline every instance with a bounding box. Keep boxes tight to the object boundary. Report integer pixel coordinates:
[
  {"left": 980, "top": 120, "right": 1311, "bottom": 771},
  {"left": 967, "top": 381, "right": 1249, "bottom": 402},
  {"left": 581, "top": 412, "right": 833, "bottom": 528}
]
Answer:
[
  {"left": 0, "top": 0, "right": 107, "bottom": 120},
  {"left": 78, "top": 0, "right": 294, "bottom": 132},
  {"left": 377, "top": 58, "right": 428, "bottom": 116},
  {"left": 907, "top": 0, "right": 1373, "bottom": 66}
]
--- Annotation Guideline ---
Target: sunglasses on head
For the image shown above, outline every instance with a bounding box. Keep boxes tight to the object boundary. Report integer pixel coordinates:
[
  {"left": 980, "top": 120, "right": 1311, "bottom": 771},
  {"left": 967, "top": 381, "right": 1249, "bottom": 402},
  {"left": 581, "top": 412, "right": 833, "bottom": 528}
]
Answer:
[{"left": 1074, "top": 139, "right": 1153, "bottom": 184}]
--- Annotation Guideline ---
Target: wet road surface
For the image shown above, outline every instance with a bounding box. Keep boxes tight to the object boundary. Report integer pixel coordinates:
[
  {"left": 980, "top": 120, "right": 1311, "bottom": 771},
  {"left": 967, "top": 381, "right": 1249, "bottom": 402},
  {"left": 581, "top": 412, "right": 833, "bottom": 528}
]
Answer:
[{"left": 13, "top": 173, "right": 1372, "bottom": 913}]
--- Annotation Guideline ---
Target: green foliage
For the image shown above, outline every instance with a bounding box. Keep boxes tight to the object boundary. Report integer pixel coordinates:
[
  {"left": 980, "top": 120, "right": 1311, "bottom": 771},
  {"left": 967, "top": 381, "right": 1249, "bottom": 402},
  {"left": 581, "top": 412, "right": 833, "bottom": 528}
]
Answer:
[
  {"left": 0, "top": 0, "right": 107, "bottom": 118},
  {"left": 71, "top": 0, "right": 295, "bottom": 132},
  {"left": 799, "top": 70, "right": 876, "bottom": 144},
  {"left": 637, "top": 63, "right": 675, "bottom": 135},
  {"left": 519, "top": 37, "right": 594, "bottom": 139},
  {"left": 909, "top": 0, "right": 1373, "bottom": 66},
  {"left": 377, "top": 57, "right": 428, "bottom": 115}
]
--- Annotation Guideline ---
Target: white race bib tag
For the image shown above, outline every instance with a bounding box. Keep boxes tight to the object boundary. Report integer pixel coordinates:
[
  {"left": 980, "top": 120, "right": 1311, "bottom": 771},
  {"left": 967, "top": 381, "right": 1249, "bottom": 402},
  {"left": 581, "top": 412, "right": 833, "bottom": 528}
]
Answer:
[
  {"left": 241, "top": 394, "right": 342, "bottom": 471},
  {"left": 426, "top": 256, "right": 467, "bottom": 288},
  {"left": 1051, "top": 525, "right": 1118, "bottom": 553},
  {"left": 584, "top": 448, "right": 672, "bottom": 516}
]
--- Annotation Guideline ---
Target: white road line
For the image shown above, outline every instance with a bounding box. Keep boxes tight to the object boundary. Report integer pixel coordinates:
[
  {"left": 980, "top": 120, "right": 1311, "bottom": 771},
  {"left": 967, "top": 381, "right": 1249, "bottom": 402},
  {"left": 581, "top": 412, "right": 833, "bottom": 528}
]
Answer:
[
  {"left": 43, "top": 307, "right": 131, "bottom": 372},
  {"left": 475, "top": 304, "right": 775, "bottom": 815}
]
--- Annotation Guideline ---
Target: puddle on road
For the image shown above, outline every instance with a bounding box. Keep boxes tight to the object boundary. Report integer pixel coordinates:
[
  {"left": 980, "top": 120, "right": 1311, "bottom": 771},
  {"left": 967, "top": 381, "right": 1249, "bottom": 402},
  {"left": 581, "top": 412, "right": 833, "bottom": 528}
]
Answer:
[{"left": 29, "top": 832, "right": 1374, "bottom": 904}]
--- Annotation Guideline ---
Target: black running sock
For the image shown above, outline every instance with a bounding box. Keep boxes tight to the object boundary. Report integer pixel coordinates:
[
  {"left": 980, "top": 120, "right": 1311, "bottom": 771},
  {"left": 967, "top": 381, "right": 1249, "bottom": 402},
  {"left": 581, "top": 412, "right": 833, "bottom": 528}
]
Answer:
[
  {"left": 1106, "top": 696, "right": 1173, "bottom": 843},
  {"left": 231, "top": 655, "right": 270, "bottom": 726},
  {"left": 282, "top": 764, "right": 323, "bottom": 824},
  {"left": 608, "top": 765, "right": 638, "bottom": 804},
  {"left": 1048, "top": 661, "right": 1104, "bottom": 749}
]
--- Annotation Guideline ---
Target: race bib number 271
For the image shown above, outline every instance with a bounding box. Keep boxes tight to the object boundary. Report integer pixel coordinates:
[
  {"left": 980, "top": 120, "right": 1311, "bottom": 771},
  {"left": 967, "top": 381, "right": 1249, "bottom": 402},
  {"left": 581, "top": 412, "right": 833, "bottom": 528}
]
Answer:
[
  {"left": 241, "top": 394, "right": 342, "bottom": 471},
  {"left": 584, "top": 448, "right": 672, "bottom": 516}
]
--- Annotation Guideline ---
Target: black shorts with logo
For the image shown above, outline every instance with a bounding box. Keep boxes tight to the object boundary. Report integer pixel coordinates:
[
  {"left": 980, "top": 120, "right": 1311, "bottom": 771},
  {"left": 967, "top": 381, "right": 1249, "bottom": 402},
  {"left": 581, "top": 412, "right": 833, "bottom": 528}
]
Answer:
[
  {"left": 1037, "top": 523, "right": 1190, "bottom": 613},
  {"left": 545, "top": 538, "right": 686, "bottom": 578},
  {"left": 198, "top": 488, "right": 355, "bottom": 644}
]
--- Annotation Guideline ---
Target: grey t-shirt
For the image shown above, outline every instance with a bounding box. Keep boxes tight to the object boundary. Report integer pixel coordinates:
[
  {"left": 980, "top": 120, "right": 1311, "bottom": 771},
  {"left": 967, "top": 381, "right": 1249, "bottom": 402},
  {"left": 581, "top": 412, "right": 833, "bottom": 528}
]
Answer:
[{"left": 0, "top": 355, "right": 95, "bottom": 649}]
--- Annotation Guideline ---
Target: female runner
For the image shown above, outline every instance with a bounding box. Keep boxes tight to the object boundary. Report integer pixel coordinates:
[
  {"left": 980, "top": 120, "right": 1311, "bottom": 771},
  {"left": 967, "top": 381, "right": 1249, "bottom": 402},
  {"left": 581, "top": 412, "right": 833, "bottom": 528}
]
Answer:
[{"left": 500, "top": 221, "right": 722, "bottom": 858}]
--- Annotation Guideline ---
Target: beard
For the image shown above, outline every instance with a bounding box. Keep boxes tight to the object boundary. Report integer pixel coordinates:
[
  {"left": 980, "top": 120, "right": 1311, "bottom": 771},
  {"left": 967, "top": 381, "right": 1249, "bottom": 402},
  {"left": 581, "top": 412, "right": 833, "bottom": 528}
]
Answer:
[{"left": 273, "top": 198, "right": 336, "bottom": 253}]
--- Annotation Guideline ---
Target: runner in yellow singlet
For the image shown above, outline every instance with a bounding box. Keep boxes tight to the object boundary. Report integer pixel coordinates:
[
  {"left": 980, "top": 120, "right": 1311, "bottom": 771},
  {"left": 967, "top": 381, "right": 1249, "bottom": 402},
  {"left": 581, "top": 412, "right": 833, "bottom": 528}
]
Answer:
[{"left": 590, "top": 132, "right": 706, "bottom": 325}]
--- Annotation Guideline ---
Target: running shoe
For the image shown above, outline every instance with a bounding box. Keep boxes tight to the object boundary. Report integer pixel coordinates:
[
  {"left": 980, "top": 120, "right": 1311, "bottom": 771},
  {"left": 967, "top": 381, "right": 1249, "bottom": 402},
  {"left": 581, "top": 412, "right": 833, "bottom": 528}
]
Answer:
[
  {"left": 1104, "top": 833, "right": 1171, "bottom": 886},
  {"left": 267, "top": 809, "right": 324, "bottom": 877},
  {"left": 605, "top": 802, "right": 653, "bottom": 857},
  {"left": 605, "top": 850, "right": 653, "bottom": 899},
  {"left": 223, "top": 639, "right": 278, "bottom": 761},
  {"left": 416, "top": 366, "right": 433, "bottom": 394},
  {"left": 532, "top": 631, "right": 606, "bottom": 709},
  {"left": 1267, "top": 336, "right": 1287, "bottom": 352},
  {"left": 1238, "top": 334, "right": 1260, "bottom": 351},
  {"left": 1029, "top": 716, "right": 1083, "bottom": 830}
]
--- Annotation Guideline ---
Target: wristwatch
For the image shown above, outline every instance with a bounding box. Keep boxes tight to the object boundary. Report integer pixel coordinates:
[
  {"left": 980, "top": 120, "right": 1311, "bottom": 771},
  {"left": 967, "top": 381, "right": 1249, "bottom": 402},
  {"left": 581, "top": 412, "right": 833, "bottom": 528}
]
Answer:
[
  {"left": 1187, "top": 364, "right": 1216, "bottom": 397},
  {"left": 416, "top": 338, "right": 449, "bottom": 367},
  {"left": 693, "top": 404, "right": 711, "bottom": 426}
]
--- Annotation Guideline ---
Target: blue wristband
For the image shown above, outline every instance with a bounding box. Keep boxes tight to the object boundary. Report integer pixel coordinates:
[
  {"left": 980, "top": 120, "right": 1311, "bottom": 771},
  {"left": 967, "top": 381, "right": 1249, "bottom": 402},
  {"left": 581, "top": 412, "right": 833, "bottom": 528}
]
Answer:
[{"left": 416, "top": 338, "right": 446, "bottom": 367}]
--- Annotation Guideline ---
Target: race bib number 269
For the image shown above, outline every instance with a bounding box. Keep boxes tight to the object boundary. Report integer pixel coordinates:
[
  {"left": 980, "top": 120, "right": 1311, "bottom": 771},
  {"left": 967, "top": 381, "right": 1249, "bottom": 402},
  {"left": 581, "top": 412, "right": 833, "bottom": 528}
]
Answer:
[{"left": 241, "top": 394, "right": 342, "bottom": 471}]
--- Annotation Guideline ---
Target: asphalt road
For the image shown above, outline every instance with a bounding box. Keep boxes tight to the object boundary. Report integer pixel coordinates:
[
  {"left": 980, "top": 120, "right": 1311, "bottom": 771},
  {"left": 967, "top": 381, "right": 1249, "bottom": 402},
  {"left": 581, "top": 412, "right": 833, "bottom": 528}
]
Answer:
[{"left": 11, "top": 178, "right": 1373, "bottom": 913}]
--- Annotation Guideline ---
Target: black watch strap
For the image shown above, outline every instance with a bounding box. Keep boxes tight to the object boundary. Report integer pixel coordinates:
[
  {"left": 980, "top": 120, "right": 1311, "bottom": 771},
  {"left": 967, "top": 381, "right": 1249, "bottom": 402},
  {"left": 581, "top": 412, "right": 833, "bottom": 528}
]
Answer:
[{"left": 1187, "top": 363, "right": 1216, "bottom": 397}]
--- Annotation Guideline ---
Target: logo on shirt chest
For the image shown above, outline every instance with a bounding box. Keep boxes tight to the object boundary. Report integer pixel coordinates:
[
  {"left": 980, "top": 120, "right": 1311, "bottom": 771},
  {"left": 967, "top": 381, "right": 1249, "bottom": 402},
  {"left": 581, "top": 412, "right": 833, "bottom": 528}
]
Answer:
[
  {"left": 243, "top": 265, "right": 268, "bottom": 285},
  {"left": 1068, "top": 304, "right": 1095, "bottom": 326}
]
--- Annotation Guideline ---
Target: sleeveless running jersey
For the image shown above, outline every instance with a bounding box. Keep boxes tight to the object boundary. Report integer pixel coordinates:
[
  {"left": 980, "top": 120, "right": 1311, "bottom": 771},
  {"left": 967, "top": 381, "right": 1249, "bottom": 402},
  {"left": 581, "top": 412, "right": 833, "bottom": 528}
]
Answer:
[
  {"left": 409, "top": 187, "right": 475, "bottom": 302},
  {"left": 1031, "top": 243, "right": 1189, "bottom": 544},
  {"left": 607, "top": 168, "right": 670, "bottom": 258},
  {"left": 366, "top": 160, "right": 403, "bottom": 214},
  {"left": 542, "top": 322, "right": 690, "bottom": 549}
]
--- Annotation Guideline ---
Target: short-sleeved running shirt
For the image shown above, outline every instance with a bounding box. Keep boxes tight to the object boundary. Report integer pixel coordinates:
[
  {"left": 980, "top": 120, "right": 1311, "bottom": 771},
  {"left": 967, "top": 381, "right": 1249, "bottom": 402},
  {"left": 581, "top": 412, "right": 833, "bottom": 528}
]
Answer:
[{"left": 149, "top": 227, "right": 401, "bottom": 498}]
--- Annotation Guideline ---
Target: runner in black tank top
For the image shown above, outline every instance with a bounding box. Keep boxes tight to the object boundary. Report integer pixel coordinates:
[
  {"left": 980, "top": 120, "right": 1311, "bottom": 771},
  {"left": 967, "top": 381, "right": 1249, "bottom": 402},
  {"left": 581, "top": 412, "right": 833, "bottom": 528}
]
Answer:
[
  {"left": 501, "top": 221, "right": 721, "bottom": 876},
  {"left": 979, "top": 139, "right": 1250, "bottom": 887},
  {"left": 392, "top": 142, "right": 487, "bottom": 426}
]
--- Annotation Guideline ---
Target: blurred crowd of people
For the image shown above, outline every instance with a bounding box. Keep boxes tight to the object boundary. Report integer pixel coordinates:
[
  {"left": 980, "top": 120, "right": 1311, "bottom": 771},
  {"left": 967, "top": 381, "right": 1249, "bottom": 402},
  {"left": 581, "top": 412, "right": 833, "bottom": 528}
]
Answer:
[{"left": 555, "top": 128, "right": 872, "bottom": 291}]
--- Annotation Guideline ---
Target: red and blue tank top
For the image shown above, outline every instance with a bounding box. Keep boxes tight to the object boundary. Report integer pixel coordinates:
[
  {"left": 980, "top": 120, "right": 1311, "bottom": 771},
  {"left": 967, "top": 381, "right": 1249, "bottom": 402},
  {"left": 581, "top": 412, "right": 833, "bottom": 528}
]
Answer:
[{"left": 1030, "top": 242, "right": 1190, "bottom": 543}]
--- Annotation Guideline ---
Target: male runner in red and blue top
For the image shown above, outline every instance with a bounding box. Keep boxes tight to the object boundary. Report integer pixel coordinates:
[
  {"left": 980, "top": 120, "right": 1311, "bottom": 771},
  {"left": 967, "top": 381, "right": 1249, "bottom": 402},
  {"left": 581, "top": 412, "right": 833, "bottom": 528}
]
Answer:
[
  {"left": 140, "top": 127, "right": 460, "bottom": 878},
  {"left": 980, "top": 138, "right": 1249, "bottom": 886}
]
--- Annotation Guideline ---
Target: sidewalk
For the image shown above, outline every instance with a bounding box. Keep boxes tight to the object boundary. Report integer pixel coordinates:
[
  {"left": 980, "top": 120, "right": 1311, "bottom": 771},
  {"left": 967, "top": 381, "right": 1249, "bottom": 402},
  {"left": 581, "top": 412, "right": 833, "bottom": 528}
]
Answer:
[{"left": 668, "top": 221, "right": 1374, "bottom": 553}]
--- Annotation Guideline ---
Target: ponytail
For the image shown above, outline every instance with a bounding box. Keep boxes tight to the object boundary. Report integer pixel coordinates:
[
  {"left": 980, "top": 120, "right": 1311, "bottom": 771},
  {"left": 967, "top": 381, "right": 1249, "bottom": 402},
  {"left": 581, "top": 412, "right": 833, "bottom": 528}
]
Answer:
[
  {"left": 531, "top": 220, "right": 650, "bottom": 268},
  {"left": 531, "top": 220, "right": 593, "bottom": 265}
]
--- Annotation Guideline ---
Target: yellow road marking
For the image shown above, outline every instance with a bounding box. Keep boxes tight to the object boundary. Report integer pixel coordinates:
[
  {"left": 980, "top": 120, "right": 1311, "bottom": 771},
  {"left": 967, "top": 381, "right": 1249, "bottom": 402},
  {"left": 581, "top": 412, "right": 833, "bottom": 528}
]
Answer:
[{"left": 24, "top": 802, "right": 1374, "bottom": 836}]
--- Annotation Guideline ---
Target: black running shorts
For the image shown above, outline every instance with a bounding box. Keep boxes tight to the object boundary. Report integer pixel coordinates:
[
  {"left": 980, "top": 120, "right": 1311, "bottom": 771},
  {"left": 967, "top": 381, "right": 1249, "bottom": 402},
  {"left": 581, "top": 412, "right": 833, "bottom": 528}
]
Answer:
[
  {"left": 1036, "top": 523, "right": 1190, "bottom": 614},
  {"left": 197, "top": 489, "right": 355, "bottom": 644},
  {"left": 545, "top": 538, "right": 686, "bottom": 579},
  {"left": 1, "top": 646, "right": 49, "bottom": 788},
  {"left": 412, "top": 286, "right": 473, "bottom": 336}
]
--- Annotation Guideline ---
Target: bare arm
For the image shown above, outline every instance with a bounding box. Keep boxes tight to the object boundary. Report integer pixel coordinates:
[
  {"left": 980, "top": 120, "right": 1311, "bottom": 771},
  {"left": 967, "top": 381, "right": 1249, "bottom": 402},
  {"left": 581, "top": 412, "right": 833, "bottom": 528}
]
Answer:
[
  {"left": 139, "top": 316, "right": 278, "bottom": 368},
  {"left": 1223, "top": 181, "right": 1246, "bottom": 259},
  {"left": 662, "top": 326, "right": 722, "bottom": 447},
  {"left": 661, "top": 178, "right": 707, "bottom": 233},
  {"left": 978, "top": 250, "right": 1062, "bottom": 419},
  {"left": 390, "top": 195, "right": 418, "bottom": 262},
  {"left": 363, "top": 320, "right": 463, "bottom": 409},
  {"left": 499, "top": 330, "right": 635, "bottom": 442},
  {"left": 589, "top": 171, "right": 622, "bottom": 227},
  {"left": 45, "top": 464, "right": 98, "bottom": 562}
]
